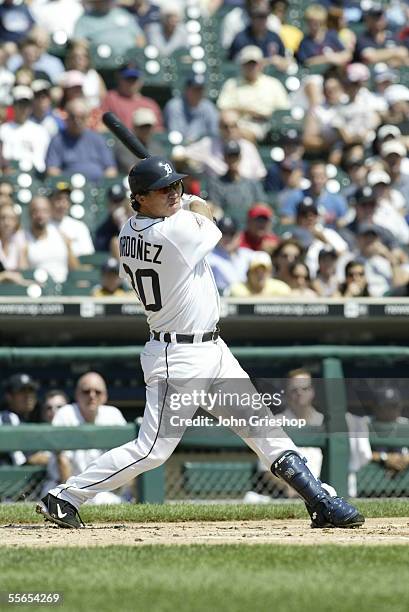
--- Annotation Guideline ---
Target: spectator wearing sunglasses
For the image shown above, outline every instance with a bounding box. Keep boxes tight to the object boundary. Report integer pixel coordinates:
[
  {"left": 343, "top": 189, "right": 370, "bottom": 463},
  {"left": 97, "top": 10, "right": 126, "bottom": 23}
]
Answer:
[{"left": 43, "top": 372, "right": 127, "bottom": 504}]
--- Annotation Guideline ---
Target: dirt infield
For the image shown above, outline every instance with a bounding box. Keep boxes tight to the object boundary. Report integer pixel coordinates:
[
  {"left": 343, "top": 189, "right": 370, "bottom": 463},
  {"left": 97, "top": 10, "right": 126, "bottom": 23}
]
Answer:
[{"left": 1, "top": 518, "right": 409, "bottom": 547}]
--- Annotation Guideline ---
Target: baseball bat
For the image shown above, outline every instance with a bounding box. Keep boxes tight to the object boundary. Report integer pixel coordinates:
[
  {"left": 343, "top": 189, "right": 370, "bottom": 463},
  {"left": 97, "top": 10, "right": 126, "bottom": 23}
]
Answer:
[{"left": 102, "top": 111, "right": 151, "bottom": 160}]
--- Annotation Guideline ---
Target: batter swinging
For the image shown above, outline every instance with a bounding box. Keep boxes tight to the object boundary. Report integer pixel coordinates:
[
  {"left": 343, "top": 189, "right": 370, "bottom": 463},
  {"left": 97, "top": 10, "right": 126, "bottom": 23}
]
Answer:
[{"left": 36, "top": 156, "right": 364, "bottom": 530}]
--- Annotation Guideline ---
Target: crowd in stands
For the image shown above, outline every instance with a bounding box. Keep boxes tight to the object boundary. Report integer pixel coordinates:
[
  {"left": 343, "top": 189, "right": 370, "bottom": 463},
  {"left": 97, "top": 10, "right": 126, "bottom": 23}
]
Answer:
[{"left": 1, "top": 0, "right": 409, "bottom": 298}]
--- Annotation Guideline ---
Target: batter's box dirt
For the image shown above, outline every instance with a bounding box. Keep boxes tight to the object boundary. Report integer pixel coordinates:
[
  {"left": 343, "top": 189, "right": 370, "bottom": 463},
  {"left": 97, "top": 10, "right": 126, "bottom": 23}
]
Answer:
[{"left": 2, "top": 518, "right": 409, "bottom": 547}]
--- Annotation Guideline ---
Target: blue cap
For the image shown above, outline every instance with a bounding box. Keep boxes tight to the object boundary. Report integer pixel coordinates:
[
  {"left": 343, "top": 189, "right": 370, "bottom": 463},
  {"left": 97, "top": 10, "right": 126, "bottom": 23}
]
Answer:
[
  {"left": 186, "top": 73, "right": 206, "bottom": 88},
  {"left": 120, "top": 66, "right": 142, "bottom": 79}
]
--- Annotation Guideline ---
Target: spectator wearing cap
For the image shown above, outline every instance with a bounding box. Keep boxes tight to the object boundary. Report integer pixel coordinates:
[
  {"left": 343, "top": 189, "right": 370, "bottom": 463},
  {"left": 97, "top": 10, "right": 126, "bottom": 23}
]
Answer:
[
  {"left": 337, "top": 63, "right": 381, "bottom": 145},
  {"left": 228, "top": 250, "right": 291, "bottom": 297},
  {"left": 381, "top": 139, "right": 409, "bottom": 214},
  {"left": 291, "top": 198, "right": 348, "bottom": 277},
  {"left": 23, "top": 195, "right": 79, "bottom": 283},
  {"left": 100, "top": 64, "right": 163, "bottom": 131},
  {"left": 0, "top": 85, "right": 50, "bottom": 173},
  {"left": 355, "top": 3, "right": 409, "bottom": 67},
  {"left": 115, "top": 107, "right": 164, "bottom": 174},
  {"left": 50, "top": 182, "right": 95, "bottom": 257},
  {"left": 56, "top": 70, "right": 91, "bottom": 124},
  {"left": 275, "top": 158, "right": 306, "bottom": 210},
  {"left": 339, "top": 260, "right": 370, "bottom": 298},
  {"left": 64, "top": 39, "right": 107, "bottom": 110},
  {"left": 239, "top": 203, "right": 278, "bottom": 254},
  {"left": 92, "top": 257, "right": 129, "bottom": 297},
  {"left": 373, "top": 123, "right": 402, "bottom": 157},
  {"left": 383, "top": 83, "right": 409, "bottom": 127},
  {"left": 354, "top": 4, "right": 409, "bottom": 66},
  {"left": 73, "top": 0, "right": 145, "bottom": 57},
  {"left": 368, "top": 171, "right": 409, "bottom": 245},
  {"left": 272, "top": 238, "right": 303, "bottom": 286},
  {"left": 121, "top": 0, "right": 161, "bottom": 32},
  {"left": 164, "top": 74, "right": 219, "bottom": 144},
  {"left": 311, "top": 247, "right": 340, "bottom": 297},
  {"left": 264, "top": 130, "right": 305, "bottom": 193},
  {"left": 207, "top": 216, "right": 255, "bottom": 294},
  {"left": 228, "top": 1, "right": 288, "bottom": 71},
  {"left": 206, "top": 140, "right": 268, "bottom": 227},
  {"left": 146, "top": 3, "right": 188, "bottom": 56},
  {"left": 95, "top": 184, "right": 132, "bottom": 253},
  {"left": 280, "top": 161, "right": 348, "bottom": 228},
  {"left": 3, "top": 373, "right": 40, "bottom": 423},
  {"left": 342, "top": 185, "right": 401, "bottom": 249},
  {"left": 184, "top": 109, "right": 266, "bottom": 179},
  {"left": 218, "top": 45, "right": 289, "bottom": 142},
  {"left": 296, "top": 4, "right": 351, "bottom": 67},
  {"left": 46, "top": 98, "right": 117, "bottom": 183},
  {"left": 287, "top": 260, "right": 318, "bottom": 298},
  {"left": 30, "top": 79, "right": 64, "bottom": 138}
]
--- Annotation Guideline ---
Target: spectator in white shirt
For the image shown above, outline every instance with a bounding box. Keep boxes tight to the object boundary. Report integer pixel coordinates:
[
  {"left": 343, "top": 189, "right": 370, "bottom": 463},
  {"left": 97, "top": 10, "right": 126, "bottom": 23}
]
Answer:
[
  {"left": 217, "top": 45, "right": 289, "bottom": 141},
  {"left": 0, "top": 85, "right": 50, "bottom": 173},
  {"left": 24, "top": 195, "right": 79, "bottom": 283},
  {"left": 50, "top": 181, "right": 95, "bottom": 257},
  {"left": 43, "top": 372, "right": 127, "bottom": 504},
  {"left": 184, "top": 109, "right": 266, "bottom": 179}
]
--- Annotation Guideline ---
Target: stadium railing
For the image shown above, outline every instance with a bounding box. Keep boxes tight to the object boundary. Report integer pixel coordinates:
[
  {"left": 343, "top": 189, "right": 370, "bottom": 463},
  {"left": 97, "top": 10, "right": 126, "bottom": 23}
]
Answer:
[{"left": 1, "top": 346, "right": 409, "bottom": 501}]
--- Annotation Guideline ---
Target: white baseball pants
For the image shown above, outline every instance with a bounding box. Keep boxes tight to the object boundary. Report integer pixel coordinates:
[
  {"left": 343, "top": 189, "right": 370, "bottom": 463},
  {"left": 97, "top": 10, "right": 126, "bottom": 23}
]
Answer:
[{"left": 50, "top": 338, "right": 297, "bottom": 508}]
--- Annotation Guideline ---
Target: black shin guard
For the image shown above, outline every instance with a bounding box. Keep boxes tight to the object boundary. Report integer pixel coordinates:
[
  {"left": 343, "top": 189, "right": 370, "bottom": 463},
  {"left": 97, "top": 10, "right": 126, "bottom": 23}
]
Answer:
[{"left": 271, "top": 450, "right": 327, "bottom": 509}]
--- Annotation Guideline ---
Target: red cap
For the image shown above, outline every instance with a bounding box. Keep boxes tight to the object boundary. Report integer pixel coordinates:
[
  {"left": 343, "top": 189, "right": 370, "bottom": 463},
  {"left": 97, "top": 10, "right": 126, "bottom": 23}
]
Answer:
[{"left": 248, "top": 204, "right": 273, "bottom": 219}]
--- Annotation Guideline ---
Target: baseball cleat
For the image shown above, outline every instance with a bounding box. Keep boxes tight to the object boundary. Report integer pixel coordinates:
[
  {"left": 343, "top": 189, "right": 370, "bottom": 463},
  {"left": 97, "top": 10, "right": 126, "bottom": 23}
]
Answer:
[
  {"left": 306, "top": 496, "right": 365, "bottom": 529},
  {"left": 36, "top": 493, "right": 85, "bottom": 529}
]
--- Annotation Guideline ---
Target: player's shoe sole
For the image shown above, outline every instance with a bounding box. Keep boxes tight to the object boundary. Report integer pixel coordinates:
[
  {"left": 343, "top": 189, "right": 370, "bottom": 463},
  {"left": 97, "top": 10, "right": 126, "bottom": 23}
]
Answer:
[
  {"left": 36, "top": 494, "right": 85, "bottom": 529},
  {"left": 310, "top": 513, "right": 365, "bottom": 529}
]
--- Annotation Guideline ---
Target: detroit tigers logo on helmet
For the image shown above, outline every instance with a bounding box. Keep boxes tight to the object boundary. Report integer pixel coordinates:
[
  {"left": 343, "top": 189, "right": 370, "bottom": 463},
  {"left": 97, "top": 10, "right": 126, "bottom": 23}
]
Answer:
[{"left": 158, "top": 162, "right": 172, "bottom": 177}]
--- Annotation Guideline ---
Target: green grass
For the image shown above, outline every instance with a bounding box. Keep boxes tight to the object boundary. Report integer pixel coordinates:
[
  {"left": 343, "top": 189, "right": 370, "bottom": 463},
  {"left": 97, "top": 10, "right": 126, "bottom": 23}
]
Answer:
[
  {"left": 1, "top": 498, "right": 409, "bottom": 525},
  {"left": 1, "top": 545, "right": 409, "bottom": 612}
]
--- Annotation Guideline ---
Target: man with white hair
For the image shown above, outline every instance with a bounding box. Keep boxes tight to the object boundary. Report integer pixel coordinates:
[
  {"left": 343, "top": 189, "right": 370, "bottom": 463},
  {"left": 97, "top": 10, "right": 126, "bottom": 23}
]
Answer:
[
  {"left": 217, "top": 45, "right": 289, "bottom": 141},
  {"left": 146, "top": 3, "right": 188, "bottom": 56}
]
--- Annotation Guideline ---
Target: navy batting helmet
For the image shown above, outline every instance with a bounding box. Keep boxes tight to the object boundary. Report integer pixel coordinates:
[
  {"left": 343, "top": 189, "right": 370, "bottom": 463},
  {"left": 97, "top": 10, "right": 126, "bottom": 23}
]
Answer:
[{"left": 128, "top": 156, "right": 187, "bottom": 196}]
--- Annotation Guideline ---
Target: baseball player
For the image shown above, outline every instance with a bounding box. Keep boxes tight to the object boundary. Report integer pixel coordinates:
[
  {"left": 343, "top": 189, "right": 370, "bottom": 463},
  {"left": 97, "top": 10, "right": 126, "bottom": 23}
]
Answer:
[{"left": 36, "top": 156, "right": 364, "bottom": 529}]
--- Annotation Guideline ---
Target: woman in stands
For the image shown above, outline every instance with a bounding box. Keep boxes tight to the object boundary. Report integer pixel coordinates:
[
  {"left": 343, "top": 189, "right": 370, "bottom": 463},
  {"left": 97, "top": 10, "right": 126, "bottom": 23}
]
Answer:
[
  {"left": 0, "top": 202, "right": 29, "bottom": 285},
  {"left": 64, "top": 39, "right": 106, "bottom": 110}
]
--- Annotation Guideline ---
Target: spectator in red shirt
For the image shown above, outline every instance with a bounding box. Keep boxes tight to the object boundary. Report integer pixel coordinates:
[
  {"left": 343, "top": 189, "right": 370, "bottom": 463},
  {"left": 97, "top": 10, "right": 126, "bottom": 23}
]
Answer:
[
  {"left": 100, "top": 64, "right": 163, "bottom": 131},
  {"left": 239, "top": 203, "right": 279, "bottom": 254}
]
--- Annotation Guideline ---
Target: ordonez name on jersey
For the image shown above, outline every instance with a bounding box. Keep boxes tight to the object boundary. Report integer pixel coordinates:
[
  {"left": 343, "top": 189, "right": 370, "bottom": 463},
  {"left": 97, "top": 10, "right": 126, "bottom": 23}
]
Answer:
[{"left": 119, "top": 234, "right": 162, "bottom": 264}]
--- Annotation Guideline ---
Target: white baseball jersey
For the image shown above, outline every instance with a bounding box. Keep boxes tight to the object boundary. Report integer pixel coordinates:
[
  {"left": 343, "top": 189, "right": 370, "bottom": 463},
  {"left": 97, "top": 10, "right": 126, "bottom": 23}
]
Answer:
[{"left": 118, "top": 206, "right": 222, "bottom": 333}]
